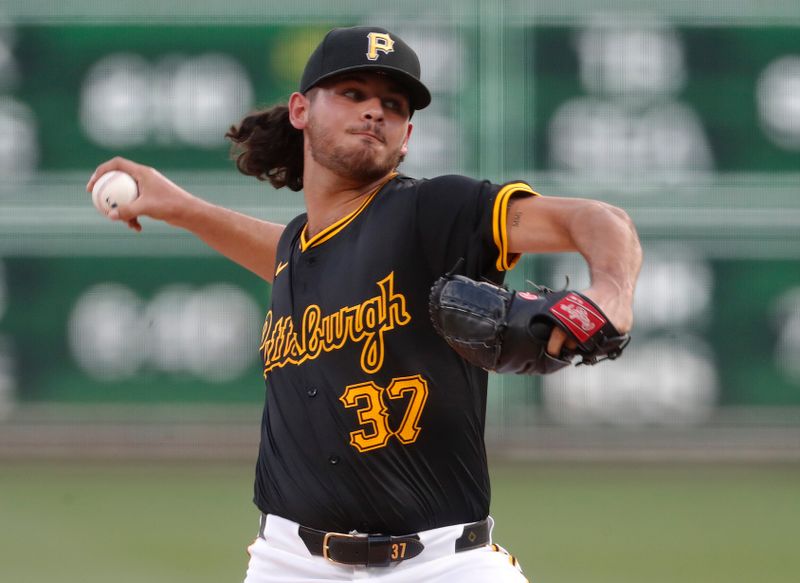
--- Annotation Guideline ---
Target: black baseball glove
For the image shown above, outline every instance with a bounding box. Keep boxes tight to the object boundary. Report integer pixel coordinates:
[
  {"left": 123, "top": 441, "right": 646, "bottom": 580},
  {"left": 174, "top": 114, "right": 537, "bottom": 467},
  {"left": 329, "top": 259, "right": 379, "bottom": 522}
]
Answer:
[{"left": 429, "top": 273, "right": 630, "bottom": 375}]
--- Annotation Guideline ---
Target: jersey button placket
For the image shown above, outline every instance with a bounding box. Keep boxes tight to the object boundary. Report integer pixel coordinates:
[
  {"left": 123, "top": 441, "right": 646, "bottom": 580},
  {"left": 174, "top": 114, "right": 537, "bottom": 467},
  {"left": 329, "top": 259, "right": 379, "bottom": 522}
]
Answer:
[
  {"left": 307, "top": 387, "right": 318, "bottom": 397},
  {"left": 298, "top": 253, "right": 317, "bottom": 293},
  {"left": 328, "top": 455, "right": 339, "bottom": 465}
]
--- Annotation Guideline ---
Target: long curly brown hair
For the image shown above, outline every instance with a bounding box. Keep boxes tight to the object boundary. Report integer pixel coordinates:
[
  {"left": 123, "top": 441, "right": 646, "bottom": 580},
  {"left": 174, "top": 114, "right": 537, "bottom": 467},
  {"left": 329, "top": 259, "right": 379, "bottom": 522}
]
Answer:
[{"left": 225, "top": 105, "right": 305, "bottom": 192}]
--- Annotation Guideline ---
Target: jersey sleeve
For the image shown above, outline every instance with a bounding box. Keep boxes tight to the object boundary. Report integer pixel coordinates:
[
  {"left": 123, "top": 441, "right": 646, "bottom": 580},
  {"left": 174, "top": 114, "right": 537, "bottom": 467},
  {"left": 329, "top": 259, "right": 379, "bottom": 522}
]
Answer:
[{"left": 413, "top": 175, "right": 539, "bottom": 282}]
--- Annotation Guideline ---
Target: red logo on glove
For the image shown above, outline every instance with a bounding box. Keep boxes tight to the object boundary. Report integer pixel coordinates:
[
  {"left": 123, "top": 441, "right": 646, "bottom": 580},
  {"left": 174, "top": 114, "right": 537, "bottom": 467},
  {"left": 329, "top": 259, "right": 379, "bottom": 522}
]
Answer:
[{"left": 549, "top": 293, "right": 606, "bottom": 342}]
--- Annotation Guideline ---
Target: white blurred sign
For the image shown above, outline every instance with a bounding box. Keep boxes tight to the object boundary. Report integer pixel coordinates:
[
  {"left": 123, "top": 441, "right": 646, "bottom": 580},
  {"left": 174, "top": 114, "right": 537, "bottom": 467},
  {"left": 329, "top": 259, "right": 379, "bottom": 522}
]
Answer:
[
  {"left": 68, "top": 282, "right": 261, "bottom": 383},
  {"left": 80, "top": 52, "right": 254, "bottom": 149}
]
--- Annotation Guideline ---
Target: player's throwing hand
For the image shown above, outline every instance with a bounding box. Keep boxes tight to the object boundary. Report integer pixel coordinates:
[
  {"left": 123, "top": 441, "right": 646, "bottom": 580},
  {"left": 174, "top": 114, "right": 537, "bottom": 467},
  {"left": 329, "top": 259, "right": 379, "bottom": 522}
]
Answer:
[{"left": 86, "top": 157, "right": 197, "bottom": 232}]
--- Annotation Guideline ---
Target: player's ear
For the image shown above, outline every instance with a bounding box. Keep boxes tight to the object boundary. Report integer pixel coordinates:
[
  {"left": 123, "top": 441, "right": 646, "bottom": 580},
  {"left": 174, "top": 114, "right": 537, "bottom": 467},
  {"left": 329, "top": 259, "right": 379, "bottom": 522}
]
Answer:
[
  {"left": 400, "top": 122, "right": 413, "bottom": 157},
  {"left": 288, "top": 92, "right": 310, "bottom": 130}
]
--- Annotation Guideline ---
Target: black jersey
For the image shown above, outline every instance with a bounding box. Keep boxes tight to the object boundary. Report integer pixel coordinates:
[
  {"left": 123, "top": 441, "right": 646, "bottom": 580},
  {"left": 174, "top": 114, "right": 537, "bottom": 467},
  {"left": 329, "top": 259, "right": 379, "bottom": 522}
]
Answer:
[{"left": 254, "top": 173, "right": 537, "bottom": 534}]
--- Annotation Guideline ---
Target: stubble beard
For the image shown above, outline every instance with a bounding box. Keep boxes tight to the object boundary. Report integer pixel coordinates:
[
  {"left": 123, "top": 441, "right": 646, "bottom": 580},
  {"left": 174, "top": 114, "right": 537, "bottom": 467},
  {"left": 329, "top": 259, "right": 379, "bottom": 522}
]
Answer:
[{"left": 306, "top": 117, "right": 404, "bottom": 183}]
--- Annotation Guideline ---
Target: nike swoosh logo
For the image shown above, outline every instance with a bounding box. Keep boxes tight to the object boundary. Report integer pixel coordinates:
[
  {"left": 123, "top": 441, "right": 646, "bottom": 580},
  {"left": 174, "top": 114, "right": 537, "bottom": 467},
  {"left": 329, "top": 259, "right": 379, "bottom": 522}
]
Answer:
[{"left": 275, "top": 261, "right": 289, "bottom": 277}]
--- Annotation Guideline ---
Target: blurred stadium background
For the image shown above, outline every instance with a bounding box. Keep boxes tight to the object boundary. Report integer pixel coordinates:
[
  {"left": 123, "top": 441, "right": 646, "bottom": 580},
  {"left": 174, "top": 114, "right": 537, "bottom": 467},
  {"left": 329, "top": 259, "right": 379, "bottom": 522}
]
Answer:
[{"left": 0, "top": 1, "right": 798, "bottom": 582}]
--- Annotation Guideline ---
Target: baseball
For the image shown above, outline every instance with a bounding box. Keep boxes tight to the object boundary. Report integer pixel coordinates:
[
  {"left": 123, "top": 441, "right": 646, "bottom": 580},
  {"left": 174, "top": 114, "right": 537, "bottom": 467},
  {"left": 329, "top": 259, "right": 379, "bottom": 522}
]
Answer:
[{"left": 91, "top": 170, "right": 139, "bottom": 216}]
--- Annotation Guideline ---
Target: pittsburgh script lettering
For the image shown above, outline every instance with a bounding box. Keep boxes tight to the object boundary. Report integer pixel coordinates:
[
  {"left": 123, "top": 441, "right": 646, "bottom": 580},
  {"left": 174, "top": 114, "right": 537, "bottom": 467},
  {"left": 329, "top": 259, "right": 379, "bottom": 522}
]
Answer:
[{"left": 260, "top": 272, "right": 411, "bottom": 376}]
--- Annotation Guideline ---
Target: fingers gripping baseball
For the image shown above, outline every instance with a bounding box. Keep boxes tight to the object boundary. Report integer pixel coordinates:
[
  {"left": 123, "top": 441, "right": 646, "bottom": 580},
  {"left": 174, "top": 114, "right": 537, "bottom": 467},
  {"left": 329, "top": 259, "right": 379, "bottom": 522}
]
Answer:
[
  {"left": 86, "top": 156, "right": 142, "bottom": 192},
  {"left": 86, "top": 157, "right": 194, "bottom": 230}
]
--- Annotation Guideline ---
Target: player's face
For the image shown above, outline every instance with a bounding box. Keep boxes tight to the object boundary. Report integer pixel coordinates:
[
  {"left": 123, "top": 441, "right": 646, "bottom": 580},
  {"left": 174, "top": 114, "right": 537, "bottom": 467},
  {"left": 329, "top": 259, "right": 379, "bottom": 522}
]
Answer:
[{"left": 304, "top": 73, "right": 413, "bottom": 183}]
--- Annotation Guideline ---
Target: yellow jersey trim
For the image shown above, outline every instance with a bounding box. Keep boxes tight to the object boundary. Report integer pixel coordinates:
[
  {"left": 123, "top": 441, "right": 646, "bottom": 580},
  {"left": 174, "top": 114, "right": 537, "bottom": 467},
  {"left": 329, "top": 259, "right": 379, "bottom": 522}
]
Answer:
[
  {"left": 300, "top": 172, "right": 398, "bottom": 252},
  {"left": 274, "top": 261, "right": 289, "bottom": 278},
  {"left": 491, "top": 182, "right": 540, "bottom": 271}
]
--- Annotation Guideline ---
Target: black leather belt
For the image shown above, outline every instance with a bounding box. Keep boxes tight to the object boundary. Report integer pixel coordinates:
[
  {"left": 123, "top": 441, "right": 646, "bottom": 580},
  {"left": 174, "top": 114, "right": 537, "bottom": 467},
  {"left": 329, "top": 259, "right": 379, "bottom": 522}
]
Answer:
[{"left": 295, "top": 518, "right": 491, "bottom": 567}]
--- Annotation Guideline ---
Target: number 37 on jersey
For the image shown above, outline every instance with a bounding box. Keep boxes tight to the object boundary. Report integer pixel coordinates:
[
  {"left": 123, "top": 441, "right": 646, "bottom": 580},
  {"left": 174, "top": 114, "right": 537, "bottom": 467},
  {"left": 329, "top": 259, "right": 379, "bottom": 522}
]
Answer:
[{"left": 339, "top": 374, "right": 429, "bottom": 453}]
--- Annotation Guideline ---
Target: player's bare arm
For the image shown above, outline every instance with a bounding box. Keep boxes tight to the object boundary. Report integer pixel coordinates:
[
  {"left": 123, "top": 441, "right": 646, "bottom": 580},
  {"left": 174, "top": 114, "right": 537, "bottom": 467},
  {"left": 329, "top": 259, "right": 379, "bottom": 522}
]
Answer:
[
  {"left": 506, "top": 195, "right": 643, "bottom": 355},
  {"left": 86, "top": 157, "right": 285, "bottom": 283}
]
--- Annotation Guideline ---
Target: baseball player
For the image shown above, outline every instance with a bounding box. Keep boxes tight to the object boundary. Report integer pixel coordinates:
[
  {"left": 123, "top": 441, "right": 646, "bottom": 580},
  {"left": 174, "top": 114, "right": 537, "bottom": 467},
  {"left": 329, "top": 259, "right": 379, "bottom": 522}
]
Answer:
[{"left": 87, "top": 26, "right": 641, "bottom": 583}]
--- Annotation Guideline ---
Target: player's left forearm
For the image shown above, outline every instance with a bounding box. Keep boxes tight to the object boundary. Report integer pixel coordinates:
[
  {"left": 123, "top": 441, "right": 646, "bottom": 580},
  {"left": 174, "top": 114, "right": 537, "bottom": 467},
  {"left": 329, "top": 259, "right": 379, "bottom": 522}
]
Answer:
[
  {"left": 506, "top": 195, "right": 642, "bottom": 332},
  {"left": 569, "top": 201, "right": 642, "bottom": 332}
]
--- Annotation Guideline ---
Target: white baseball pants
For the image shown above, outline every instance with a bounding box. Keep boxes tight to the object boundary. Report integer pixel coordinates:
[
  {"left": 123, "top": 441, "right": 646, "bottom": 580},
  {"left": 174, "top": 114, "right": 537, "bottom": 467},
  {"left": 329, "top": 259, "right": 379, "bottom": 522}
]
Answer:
[{"left": 243, "top": 514, "right": 528, "bottom": 582}]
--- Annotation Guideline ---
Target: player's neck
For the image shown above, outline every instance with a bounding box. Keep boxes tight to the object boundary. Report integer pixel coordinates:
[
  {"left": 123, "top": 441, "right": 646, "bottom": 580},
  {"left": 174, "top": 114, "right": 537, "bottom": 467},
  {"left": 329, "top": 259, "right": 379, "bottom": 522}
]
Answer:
[{"left": 301, "top": 164, "right": 394, "bottom": 238}]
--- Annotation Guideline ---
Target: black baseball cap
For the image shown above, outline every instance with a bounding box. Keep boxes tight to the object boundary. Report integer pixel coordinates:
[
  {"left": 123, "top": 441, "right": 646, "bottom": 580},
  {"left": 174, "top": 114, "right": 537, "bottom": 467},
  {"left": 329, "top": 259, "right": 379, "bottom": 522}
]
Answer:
[{"left": 300, "top": 26, "right": 432, "bottom": 111}]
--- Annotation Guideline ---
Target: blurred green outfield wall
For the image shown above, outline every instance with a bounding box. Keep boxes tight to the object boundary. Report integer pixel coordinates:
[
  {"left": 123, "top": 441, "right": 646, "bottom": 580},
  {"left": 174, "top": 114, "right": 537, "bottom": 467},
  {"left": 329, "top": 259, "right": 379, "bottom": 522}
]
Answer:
[{"left": 0, "top": 1, "right": 799, "bottom": 430}]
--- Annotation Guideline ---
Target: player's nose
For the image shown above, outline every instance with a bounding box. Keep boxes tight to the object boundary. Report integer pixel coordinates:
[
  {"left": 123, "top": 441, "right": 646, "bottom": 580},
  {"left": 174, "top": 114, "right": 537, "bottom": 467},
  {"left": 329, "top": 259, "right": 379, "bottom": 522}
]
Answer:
[{"left": 360, "top": 97, "right": 385, "bottom": 122}]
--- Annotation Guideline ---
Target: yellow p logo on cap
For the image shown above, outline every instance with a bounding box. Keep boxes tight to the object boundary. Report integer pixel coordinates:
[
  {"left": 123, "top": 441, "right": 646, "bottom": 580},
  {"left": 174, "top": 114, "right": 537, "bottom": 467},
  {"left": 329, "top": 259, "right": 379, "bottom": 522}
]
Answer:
[{"left": 366, "top": 32, "right": 395, "bottom": 61}]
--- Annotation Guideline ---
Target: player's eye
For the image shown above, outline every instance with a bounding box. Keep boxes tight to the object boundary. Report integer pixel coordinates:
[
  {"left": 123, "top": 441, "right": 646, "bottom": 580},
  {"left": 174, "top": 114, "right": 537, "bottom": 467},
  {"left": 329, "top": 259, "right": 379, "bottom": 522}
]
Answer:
[
  {"left": 383, "top": 97, "right": 408, "bottom": 115},
  {"left": 342, "top": 88, "right": 363, "bottom": 100}
]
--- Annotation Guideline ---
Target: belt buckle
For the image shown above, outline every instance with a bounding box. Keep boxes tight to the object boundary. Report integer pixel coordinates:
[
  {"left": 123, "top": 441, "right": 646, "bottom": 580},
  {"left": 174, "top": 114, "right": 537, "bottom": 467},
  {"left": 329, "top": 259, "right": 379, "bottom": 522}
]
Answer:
[{"left": 322, "top": 531, "right": 359, "bottom": 564}]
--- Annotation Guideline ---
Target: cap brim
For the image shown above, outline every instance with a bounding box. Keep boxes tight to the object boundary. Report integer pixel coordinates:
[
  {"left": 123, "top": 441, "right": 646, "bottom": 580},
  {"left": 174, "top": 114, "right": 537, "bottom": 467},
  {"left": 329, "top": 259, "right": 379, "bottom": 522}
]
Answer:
[{"left": 302, "top": 65, "right": 431, "bottom": 111}]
